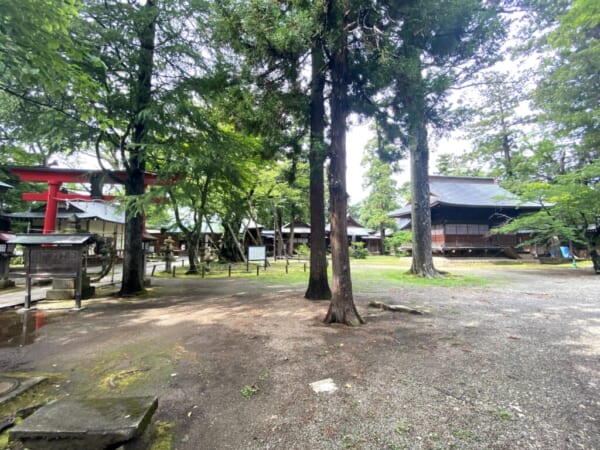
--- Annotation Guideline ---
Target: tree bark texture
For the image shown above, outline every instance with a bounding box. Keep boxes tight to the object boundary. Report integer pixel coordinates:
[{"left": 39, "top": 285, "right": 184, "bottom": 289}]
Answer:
[
  {"left": 288, "top": 218, "right": 295, "bottom": 256},
  {"left": 186, "top": 233, "right": 201, "bottom": 274},
  {"left": 120, "top": 1, "right": 157, "bottom": 295},
  {"left": 305, "top": 38, "right": 331, "bottom": 300},
  {"left": 409, "top": 108, "right": 438, "bottom": 277},
  {"left": 324, "top": 4, "right": 363, "bottom": 325}
]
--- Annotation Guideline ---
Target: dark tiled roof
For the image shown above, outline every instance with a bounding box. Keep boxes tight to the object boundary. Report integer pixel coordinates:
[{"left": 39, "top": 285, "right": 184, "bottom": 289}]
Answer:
[
  {"left": 389, "top": 176, "right": 541, "bottom": 217},
  {"left": 428, "top": 176, "right": 540, "bottom": 208}
]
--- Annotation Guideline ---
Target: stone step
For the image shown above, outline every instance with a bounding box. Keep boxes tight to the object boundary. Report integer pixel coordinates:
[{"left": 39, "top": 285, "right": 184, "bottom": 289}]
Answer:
[
  {"left": 45, "top": 286, "right": 95, "bottom": 300},
  {"left": 9, "top": 396, "right": 158, "bottom": 450},
  {"left": 52, "top": 276, "right": 92, "bottom": 289}
]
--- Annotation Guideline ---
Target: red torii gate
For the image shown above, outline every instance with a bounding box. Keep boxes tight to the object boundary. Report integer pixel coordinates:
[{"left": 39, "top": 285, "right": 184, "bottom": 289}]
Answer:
[{"left": 9, "top": 167, "right": 160, "bottom": 234}]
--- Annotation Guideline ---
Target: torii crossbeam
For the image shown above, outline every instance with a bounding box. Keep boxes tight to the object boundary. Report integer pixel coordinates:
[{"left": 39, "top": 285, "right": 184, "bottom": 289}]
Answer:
[{"left": 10, "top": 167, "right": 160, "bottom": 234}]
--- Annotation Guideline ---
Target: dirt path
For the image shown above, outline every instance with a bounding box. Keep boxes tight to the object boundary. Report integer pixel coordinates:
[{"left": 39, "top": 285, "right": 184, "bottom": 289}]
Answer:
[{"left": 1, "top": 265, "right": 598, "bottom": 449}]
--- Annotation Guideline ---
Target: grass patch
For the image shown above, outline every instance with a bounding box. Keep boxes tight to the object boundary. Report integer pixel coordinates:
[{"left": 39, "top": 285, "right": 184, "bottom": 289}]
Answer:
[
  {"left": 493, "top": 409, "right": 514, "bottom": 420},
  {"left": 451, "top": 427, "right": 480, "bottom": 442},
  {"left": 353, "top": 267, "right": 488, "bottom": 289},
  {"left": 153, "top": 261, "right": 310, "bottom": 284},
  {"left": 152, "top": 257, "right": 488, "bottom": 288},
  {"left": 394, "top": 419, "right": 412, "bottom": 434}
]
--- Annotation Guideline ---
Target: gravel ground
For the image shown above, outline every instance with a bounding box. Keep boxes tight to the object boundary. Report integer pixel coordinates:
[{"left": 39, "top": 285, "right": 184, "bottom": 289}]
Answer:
[{"left": 0, "top": 262, "right": 598, "bottom": 449}]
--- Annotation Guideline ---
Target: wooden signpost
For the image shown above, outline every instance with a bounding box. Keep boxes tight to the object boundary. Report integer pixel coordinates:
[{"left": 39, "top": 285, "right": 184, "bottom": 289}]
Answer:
[{"left": 9, "top": 234, "right": 95, "bottom": 309}]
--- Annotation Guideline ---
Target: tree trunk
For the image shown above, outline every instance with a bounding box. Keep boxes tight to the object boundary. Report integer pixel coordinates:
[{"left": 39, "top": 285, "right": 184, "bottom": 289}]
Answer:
[
  {"left": 120, "top": 1, "right": 157, "bottom": 295},
  {"left": 121, "top": 197, "right": 145, "bottom": 294},
  {"left": 409, "top": 105, "right": 438, "bottom": 277},
  {"left": 588, "top": 230, "right": 600, "bottom": 274},
  {"left": 226, "top": 222, "right": 247, "bottom": 263},
  {"left": 380, "top": 224, "right": 385, "bottom": 255},
  {"left": 324, "top": 3, "right": 363, "bottom": 325},
  {"left": 591, "top": 250, "right": 600, "bottom": 274},
  {"left": 186, "top": 232, "right": 201, "bottom": 274},
  {"left": 305, "top": 36, "right": 331, "bottom": 301},
  {"left": 501, "top": 115, "right": 513, "bottom": 178},
  {"left": 288, "top": 217, "right": 295, "bottom": 256}
]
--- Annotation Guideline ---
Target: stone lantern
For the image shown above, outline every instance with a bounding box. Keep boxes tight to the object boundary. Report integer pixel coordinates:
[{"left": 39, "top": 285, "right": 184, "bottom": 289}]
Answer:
[{"left": 0, "top": 232, "right": 16, "bottom": 289}]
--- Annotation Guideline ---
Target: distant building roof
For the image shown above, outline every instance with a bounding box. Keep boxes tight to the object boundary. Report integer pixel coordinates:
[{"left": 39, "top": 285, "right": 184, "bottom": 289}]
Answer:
[
  {"left": 3, "top": 200, "right": 125, "bottom": 224},
  {"left": 389, "top": 176, "right": 541, "bottom": 218},
  {"left": 0, "top": 181, "right": 13, "bottom": 190},
  {"left": 240, "top": 219, "right": 263, "bottom": 231},
  {"left": 9, "top": 233, "right": 95, "bottom": 246},
  {"left": 281, "top": 222, "right": 311, "bottom": 234},
  {"left": 326, "top": 216, "right": 373, "bottom": 237}
]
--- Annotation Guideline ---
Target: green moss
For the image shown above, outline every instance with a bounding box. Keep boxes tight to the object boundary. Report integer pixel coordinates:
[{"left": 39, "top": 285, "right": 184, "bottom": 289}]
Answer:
[
  {"left": 0, "top": 417, "right": 21, "bottom": 449},
  {"left": 98, "top": 368, "right": 148, "bottom": 391},
  {"left": 149, "top": 420, "right": 175, "bottom": 450},
  {"left": 73, "top": 343, "right": 183, "bottom": 397},
  {"left": 0, "top": 373, "right": 64, "bottom": 419},
  {"left": 0, "top": 375, "right": 63, "bottom": 448}
]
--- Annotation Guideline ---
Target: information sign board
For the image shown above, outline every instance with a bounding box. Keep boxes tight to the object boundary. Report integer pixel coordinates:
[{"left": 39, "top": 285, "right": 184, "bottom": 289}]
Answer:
[{"left": 248, "top": 246, "right": 266, "bottom": 262}]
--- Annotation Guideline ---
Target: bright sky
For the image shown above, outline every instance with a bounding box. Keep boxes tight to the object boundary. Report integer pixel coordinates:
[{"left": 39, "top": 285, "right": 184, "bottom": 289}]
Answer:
[{"left": 346, "top": 122, "right": 472, "bottom": 205}]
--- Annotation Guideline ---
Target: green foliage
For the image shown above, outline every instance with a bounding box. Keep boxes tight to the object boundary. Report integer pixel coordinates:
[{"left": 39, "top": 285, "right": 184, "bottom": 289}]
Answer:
[
  {"left": 499, "top": 160, "right": 600, "bottom": 251},
  {"left": 350, "top": 242, "right": 369, "bottom": 259},
  {"left": 359, "top": 132, "right": 401, "bottom": 233},
  {"left": 447, "top": 71, "right": 529, "bottom": 180},
  {"left": 240, "top": 384, "right": 259, "bottom": 399},
  {"left": 493, "top": 0, "right": 600, "bottom": 255},
  {"left": 535, "top": 0, "right": 600, "bottom": 164},
  {"left": 0, "top": 0, "right": 88, "bottom": 94},
  {"left": 386, "top": 231, "right": 412, "bottom": 255},
  {"left": 296, "top": 243, "right": 310, "bottom": 257}
]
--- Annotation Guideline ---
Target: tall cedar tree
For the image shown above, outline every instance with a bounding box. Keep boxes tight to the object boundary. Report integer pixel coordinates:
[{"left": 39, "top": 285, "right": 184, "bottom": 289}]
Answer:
[
  {"left": 119, "top": 0, "right": 157, "bottom": 294},
  {"left": 379, "top": 0, "right": 504, "bottom": 277},
  {"left": 305, "top": 33, "right": 332, "bottom": 300},
  {"left": 324, "top": 0, "right": 364, "bottom": 325}
]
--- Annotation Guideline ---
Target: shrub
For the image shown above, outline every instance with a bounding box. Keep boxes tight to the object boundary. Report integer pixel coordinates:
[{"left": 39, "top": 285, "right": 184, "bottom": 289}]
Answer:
[
  {"left": 350, "top": 242, "right": 368, "bottom": 259},
  {"left": 386, "top": 231, "right": 412, "bottom": 255},
  {"left": 296, "top": 243, "right": 310, "bottom": 257}
]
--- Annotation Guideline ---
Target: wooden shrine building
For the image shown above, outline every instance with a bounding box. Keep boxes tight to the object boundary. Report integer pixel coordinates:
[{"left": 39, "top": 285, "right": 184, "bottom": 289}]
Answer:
[{"left": 388, "top": 176, "right": 542, "bottom": 256}]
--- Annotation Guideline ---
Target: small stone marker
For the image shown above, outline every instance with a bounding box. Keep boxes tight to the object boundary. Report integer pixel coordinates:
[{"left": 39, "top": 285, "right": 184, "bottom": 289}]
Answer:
[
  {"left": 9, "top": 396, "right": 158, "bottom": 450},
  {"left": 310, "top": 378, "right": 338, "bottom": 393}
]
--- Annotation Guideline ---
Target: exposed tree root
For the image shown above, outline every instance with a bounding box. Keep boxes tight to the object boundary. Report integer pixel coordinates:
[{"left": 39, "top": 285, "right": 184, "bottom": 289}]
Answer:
[
  {"left": 323, "top": 302, "right": 366, "bottom": 326},
  {"left": 368, "top": 300, "right": 424, "bottom": 315},
  {"left": 304, "top": 281, "right": 332, "bottom": 301}
]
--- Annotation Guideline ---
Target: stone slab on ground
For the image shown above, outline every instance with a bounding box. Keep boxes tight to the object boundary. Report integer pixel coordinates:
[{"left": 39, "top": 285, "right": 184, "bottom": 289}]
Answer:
[
  {"left": 309, "top": 378, "right": 338, "bottom": 393},
  {"left": 9, "top": 396, "right": 158, "bottom": 450},
  {"left": 0, "top": 376, "right": 46, "bottom": 405}
]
